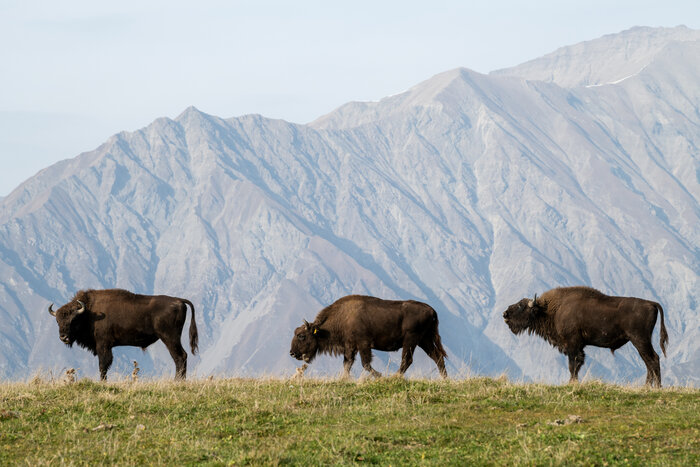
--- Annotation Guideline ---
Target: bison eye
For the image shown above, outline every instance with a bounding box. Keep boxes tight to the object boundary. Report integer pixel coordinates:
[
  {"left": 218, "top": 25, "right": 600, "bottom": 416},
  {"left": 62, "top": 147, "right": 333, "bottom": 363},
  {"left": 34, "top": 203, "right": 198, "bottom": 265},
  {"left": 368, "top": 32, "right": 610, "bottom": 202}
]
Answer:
[{"left": 298, "top": 334, "right": 305, "bottom": 341}]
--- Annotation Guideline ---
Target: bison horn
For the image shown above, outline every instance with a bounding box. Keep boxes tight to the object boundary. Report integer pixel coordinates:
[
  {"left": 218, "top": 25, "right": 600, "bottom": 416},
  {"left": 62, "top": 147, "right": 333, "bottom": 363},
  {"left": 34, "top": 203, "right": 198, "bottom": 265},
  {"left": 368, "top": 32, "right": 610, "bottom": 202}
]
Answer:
[
  {"left": 48, "top": 304, "right": 56, "bottom": 316},
  {"left": 76, "top": 300, "right": 86, "bottom": 314},
  {"left": 303, "top": 319, "right": 310, "bottom": 329},
  {"left": 528, "top": 294, "right": 538, "bottom": 308}
]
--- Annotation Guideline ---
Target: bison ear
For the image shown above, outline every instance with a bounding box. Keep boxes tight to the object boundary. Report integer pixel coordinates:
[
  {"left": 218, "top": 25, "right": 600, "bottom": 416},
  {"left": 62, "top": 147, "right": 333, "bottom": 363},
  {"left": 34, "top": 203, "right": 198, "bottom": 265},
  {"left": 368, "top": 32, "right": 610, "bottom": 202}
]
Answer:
[{"left": 312, "top": 325, "right": 319, "bottom": 336}]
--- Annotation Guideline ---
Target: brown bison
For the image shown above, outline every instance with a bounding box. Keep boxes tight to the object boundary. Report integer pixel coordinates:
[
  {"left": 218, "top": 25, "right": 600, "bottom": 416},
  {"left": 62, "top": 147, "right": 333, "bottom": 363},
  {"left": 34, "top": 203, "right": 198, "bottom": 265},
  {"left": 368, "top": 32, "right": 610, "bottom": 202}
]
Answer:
[
  {"left": 49, "top": 289, "right": 199, "bottom": 380},
  {"left": 289, "top": 295, "right": 448, "bottom": 378},
  {"left": 503, "top": 286, "right": 668, "bottom": 387}
]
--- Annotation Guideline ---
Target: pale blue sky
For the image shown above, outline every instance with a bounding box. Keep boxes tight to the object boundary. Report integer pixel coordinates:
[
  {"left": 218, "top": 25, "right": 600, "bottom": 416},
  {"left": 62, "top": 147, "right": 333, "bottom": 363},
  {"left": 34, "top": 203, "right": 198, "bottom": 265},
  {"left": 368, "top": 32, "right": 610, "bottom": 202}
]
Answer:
[{"left": 1, "top": 0, "right": 698, "bottom": 196}]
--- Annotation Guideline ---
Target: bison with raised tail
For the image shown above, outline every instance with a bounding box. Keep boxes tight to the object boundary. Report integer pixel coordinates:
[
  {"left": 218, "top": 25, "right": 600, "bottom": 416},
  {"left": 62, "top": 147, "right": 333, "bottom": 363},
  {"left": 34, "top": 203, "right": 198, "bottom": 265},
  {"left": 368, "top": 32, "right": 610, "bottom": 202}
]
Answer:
[
  {"left": 289, "top": 295, "right": 448, "bottom": 378},
  {"left": 503, "top": 286, "right": 668, "bottom": 387},
  {"left": 49, "top": 289, "right": 199, "bottom": 380}
]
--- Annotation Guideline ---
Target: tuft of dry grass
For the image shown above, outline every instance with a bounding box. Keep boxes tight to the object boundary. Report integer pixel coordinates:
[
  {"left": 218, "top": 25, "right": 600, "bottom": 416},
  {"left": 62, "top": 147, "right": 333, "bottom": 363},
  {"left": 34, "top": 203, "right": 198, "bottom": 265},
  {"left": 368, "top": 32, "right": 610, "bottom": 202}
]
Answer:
[{"left": 0, "top": 376, "right": 698, "bottom": 465}]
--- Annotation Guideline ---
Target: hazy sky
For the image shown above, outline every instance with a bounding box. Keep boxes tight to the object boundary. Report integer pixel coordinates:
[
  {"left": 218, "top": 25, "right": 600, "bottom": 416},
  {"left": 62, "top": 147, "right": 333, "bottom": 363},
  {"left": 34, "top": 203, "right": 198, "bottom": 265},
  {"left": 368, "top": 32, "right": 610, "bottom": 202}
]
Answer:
[{"left": 1, "top": 0, "right": 699, "bottom": 196}]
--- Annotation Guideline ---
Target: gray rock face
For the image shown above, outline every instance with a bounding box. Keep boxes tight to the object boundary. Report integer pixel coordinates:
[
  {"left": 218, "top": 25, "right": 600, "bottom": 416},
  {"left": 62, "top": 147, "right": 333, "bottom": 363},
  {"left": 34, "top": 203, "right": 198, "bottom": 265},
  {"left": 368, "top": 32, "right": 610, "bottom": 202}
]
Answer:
[
  {"left": 1, "top": 27, "right": 698, "bottom": 385},
  {"left": 492, "top": 25, "right": 700, "bottom": 87}
]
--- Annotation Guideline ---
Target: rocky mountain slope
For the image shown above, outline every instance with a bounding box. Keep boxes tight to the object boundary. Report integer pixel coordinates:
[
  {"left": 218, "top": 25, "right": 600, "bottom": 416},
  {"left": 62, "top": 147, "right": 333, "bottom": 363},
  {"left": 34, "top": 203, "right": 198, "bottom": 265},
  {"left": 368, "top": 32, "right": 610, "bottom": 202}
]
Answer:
[{"left": 0, "top": 26, "right": 698, "bottom": 385}]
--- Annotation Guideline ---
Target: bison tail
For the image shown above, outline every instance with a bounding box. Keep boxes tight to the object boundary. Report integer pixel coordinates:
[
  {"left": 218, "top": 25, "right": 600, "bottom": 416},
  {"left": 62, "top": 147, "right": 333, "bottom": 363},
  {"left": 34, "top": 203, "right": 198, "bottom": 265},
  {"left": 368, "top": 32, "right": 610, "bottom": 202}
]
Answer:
[
  {"left": 433, "top": 329, "right": 448, "bottom": 360},
  {"left": 184, "top": 299, "right": 199, "bottom": 355},
  {"left": 431, "top": 314, "right": 448, "bottom": 360},
  {"left": 656, "top": 302, "right": 668, "bottom": 358}
]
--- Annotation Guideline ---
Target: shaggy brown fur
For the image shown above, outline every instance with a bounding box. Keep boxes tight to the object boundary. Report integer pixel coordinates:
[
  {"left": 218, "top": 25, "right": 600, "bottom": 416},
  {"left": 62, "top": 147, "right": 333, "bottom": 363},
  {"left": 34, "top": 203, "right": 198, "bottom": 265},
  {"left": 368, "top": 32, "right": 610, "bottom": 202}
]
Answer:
[
  {"left": 503, "top": 286, "right": 668, "bottom": 387},
  {"left": 290, "top": 295, "right": 448, "bottom": 378},
  {"left": 49, "top": 288, "right": 199, "bottom": 380}
]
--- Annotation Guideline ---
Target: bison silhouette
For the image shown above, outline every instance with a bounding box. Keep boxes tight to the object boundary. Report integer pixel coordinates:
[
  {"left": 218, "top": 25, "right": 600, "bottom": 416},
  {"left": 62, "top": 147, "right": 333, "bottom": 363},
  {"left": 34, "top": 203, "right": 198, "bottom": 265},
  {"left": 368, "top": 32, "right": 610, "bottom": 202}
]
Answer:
[
  {"left": 290, "top": 295, "right": 448, "bottom": 378},
  {"left": 49, "top": 289, "right": 198, "bottom": 380},
  {"left": 503, "top": 286, "right": 668, "bottom": 387}
]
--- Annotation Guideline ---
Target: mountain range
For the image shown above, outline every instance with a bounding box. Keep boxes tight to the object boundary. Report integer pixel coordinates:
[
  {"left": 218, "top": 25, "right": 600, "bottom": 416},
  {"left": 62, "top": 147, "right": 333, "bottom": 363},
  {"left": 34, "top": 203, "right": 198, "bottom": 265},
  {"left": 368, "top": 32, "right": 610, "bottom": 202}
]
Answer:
[{"left": 0, "top": 25, "right": 698, "bottom": 385}]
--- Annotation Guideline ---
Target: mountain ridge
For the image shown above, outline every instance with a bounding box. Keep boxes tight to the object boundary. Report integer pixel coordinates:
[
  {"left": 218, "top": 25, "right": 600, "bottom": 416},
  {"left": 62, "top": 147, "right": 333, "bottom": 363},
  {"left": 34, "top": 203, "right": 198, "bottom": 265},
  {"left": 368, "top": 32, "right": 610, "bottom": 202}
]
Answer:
[
  {"left": 492, "top": 25, "right": 700, "bottom": 87},
  {"left": 0, "top": 27, "right": 698, "bottom": 385}
]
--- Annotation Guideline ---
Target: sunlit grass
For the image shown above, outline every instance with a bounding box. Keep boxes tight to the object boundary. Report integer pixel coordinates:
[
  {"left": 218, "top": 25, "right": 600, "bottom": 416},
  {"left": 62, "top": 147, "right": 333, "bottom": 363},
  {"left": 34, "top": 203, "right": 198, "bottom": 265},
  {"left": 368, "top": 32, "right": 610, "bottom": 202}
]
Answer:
[{"left": 1, "top": 375, "right": 698, "bottom": 465}]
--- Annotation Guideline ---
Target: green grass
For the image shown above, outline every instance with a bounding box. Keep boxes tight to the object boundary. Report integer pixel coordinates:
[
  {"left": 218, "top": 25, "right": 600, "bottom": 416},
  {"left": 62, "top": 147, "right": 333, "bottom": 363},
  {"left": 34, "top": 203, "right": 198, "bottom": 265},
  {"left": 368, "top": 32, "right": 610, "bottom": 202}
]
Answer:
[{"left": 1, "top": 376, "right": 698, "bottom": 465}]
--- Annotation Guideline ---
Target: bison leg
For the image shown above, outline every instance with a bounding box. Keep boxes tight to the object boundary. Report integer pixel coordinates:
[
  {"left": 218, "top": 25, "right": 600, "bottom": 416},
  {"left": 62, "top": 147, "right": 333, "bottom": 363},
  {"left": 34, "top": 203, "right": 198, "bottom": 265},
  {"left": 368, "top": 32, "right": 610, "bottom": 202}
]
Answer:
[
  {"left": 97, "top": 347, "right": 113, "bottom": 381},
  {"left": 566, "top": 350, "right": 585, "bottom": 384},
  {"left": 418, "top": 339, "right": 447, "bottom": 379},
  {"left": 399, "top": 332, "right": 423, "bottom": 376},
  {"left": 162, "top": 337, "right": 188, "bottom": 380},
  {"left": 631, "top": 339, "right": 662, "bottom": 388},
  {"left": 342, "top": 349, "right": 357, "bottom": 378},
  {"left": 398, "top": 344, "right": 416, "bottom": 376},
  {"left": 359, "top": 347, "right": 381, "bottom": 378}
]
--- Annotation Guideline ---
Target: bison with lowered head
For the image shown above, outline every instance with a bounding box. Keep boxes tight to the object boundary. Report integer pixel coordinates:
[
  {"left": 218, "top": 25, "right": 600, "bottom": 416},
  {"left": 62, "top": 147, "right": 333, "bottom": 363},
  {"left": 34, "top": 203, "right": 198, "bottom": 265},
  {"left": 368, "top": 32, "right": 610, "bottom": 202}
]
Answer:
[
  {"left": 49, "top": 289, "right": 199, "bottom": 380},
  {"left": 503, "top": 286, "right": 668, "bottom": 387},
  {"left": 290, "top": 295, "right": 448, "bottom": 378}
]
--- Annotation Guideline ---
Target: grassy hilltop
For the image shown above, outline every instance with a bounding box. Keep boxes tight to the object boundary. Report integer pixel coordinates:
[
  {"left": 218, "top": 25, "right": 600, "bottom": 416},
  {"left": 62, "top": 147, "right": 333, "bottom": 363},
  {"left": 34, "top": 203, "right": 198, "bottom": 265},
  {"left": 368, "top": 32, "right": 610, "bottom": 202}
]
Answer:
[{"left": 1, "top": 376, "right": 698, "bottom": 465}]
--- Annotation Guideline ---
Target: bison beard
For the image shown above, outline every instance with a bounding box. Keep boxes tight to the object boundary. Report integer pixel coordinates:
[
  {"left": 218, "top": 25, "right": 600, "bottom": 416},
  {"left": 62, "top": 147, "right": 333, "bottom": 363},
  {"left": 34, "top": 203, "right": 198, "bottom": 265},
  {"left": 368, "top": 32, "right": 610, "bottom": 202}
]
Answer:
[
  {"left": 49, "top": 289, "right": 199, "bottom": 380},
  {"left": 503, "top": 286, "right": 668, "bottom": 387},
  {"left": 289, "top": 295, "right": 448, "bottom": 378}
]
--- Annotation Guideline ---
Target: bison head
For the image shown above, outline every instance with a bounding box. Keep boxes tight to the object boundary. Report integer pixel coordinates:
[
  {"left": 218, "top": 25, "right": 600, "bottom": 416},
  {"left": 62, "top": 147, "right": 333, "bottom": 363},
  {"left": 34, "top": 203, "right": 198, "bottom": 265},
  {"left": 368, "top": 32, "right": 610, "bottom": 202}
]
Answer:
[
  {"left": 48, "top": 300, "right": 86, "bottom": 346},
  {"left": 503, "top": 294, "right": 542, "bottom": 335},
  {"left": 289, "top": 320, "right": 320, "bottom": 363}
]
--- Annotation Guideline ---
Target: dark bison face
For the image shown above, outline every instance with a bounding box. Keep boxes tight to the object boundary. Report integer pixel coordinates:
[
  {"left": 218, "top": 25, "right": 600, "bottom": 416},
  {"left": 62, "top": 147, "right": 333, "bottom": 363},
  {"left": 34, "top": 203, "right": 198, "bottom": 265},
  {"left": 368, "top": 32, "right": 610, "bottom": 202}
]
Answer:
[
  {"left": 289, "top": 320, "right": 319, "bottom": 363},
  {"left": 48, "top": 300, "right": 86, "bottom": 346},
  {"left": 503, "top": 296, "right": 538, "bottom": 335}
]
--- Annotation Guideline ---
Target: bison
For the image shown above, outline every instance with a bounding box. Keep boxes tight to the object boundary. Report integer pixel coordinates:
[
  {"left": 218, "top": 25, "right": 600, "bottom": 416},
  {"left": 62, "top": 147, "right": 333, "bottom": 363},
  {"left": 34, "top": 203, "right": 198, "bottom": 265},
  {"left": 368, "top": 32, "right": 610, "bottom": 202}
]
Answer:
[
  {"left": 289, "top": 295, "right": 448, "bottom": 378},
  {"left": 49, "top": 289, "right": 199, "bottom": 380},
  {"left": 503, "top": 286, "right": 668, "bottom": 387}
]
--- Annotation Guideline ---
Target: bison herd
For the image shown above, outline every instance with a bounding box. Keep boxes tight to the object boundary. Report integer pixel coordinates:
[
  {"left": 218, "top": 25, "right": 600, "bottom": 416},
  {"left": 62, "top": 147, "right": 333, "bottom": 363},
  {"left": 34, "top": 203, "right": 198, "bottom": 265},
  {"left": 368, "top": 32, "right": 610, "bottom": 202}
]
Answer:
[{"left": 48, "top": 286, "right": 669, "bottom": 387}]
